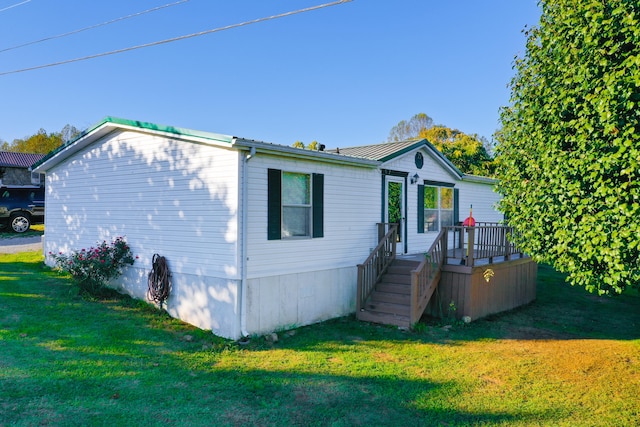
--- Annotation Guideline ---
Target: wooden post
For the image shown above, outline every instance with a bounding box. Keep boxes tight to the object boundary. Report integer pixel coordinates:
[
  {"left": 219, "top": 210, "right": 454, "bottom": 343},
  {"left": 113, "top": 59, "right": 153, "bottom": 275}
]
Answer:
[
  {"left": 391, "top": 225, "right": 397, "bottom": 261},
  {"left": 442, "top": 227, "right": 449, "bottom": 265},
  {"left": 466, "top": 227, "right": 475, "bottom": 267},
  {"left": 503, "top": 227, "right": 510, "bottom": 261},
  {"left": 356, "top": 265, "right": 364, "bottom": 312},
  {"left": 410, "top": 271, "right": 418, "bottom": 324}
]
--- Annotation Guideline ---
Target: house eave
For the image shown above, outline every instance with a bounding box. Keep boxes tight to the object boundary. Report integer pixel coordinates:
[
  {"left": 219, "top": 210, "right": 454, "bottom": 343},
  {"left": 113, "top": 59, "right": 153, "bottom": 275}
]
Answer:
[
  {"left": 462, "top": 174, "right": 497, "bottom": 185},
  {"left": 233, "top": 139, "right": 380, "bottom": 168},
  {"left": 32, "top": 116, "right": 236, "bottom": 173},
  {"left": 32, "top": 116, "right": 381, "bottom": 173}
]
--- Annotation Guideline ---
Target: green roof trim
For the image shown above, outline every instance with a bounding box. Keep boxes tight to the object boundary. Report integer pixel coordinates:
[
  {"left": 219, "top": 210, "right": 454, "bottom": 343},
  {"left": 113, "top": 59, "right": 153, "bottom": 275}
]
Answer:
[
  {"left": 99, "top": 116, "right": 234, "bottom": 144},
  {"left": 32, "top": 116, "right": 234, "bottom": 169}
]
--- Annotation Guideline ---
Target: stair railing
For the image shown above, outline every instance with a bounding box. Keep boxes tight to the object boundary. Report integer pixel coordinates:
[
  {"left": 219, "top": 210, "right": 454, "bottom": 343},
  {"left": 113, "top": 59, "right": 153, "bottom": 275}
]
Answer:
[
  {"left": 356, "top": 223, "right": 398, "bottom": 313},
  {"left": 409, "top": 228, "right": 447, "bottom": 324}
]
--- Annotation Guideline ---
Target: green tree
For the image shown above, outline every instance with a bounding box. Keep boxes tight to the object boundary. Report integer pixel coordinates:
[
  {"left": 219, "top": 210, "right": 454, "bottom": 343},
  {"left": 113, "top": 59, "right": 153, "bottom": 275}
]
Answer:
[
  {"left": 291, "top": 140, "right": 320, "bottom": 150},
  {"left": 2, "top": 124, "right": 79, "bottom": 154},
  {"left": 421, "top": 125, "right": 495, "bottom": 176},
  {"left": 495, "top": 0, "right": 640, "bottom": 294},
  {"left": 387, "top": 114, "right": 495, "bottom": 176}
]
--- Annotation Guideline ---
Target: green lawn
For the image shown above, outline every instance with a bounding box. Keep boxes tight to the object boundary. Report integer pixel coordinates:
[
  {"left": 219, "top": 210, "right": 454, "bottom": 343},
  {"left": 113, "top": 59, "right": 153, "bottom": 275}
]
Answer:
[{"left": 1, "top": 252, "right": 639, "bottom": 426}]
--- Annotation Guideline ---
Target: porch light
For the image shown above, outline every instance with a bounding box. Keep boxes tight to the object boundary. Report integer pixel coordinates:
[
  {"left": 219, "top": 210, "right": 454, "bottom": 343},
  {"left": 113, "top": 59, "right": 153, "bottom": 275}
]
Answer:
[{"left": 411, "top": 173, "right": 420, "bottom": 184}]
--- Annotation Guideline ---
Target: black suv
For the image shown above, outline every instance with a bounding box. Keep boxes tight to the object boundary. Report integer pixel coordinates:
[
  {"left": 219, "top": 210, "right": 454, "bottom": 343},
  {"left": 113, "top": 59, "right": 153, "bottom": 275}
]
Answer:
[{"left": 0, "top": 186, "right": 45, "bottom": 233}]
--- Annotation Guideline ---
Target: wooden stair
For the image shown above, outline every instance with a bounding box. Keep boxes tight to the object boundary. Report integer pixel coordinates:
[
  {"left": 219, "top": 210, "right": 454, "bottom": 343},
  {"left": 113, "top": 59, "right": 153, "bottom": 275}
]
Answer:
[{"left": 357, "top": 259, "right": 421, "bottom": 328}]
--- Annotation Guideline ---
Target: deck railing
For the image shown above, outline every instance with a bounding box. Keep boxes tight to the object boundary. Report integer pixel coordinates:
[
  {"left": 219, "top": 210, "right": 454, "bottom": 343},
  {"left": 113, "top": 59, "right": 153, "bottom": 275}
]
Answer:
[
  {"left": 446, "top": 224, "right": 523, "bottom": 267},
  {"left": 409, "top": 229, "right": 446, "bottom": 324},
  {"left": 356, "top": 223, "right": 398, "bottom": 313}
]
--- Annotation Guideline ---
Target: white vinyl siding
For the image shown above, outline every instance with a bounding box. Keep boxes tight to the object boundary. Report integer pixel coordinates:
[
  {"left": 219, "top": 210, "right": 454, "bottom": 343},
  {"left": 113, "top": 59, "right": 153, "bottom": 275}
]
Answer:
[
  {"left": 382, "top": 148, "right": 459, "bottom": 254},
  {"left": 246, "top": 154, "right": 380, "bottom": 279},
  {"left": 43, "top": 129, "right": 240, "bottom": 279},
  {"left": 457, "top": 178, "right": 503, "bottom": 224}
]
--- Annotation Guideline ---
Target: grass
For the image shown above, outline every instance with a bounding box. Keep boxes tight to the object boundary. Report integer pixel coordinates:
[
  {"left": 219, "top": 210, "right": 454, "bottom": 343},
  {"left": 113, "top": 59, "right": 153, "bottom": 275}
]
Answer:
[{"left": 1, "top": 252, "right": 639, "bottom": 426}]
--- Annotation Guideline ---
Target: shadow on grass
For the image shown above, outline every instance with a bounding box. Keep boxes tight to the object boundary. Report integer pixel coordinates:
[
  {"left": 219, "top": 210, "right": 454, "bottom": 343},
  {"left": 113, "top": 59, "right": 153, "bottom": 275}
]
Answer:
[
  {"left": 2, "top": 327, "right": 555, "bottom": 427},
  {"left": 240, "top": 264, "right": 640, "bottom": 351},
  {"left": 0, "top": 254, "right": 561, "bottom": 426},
  {"left": 465, "top": 263, "right": 640, "bottom": 341}
]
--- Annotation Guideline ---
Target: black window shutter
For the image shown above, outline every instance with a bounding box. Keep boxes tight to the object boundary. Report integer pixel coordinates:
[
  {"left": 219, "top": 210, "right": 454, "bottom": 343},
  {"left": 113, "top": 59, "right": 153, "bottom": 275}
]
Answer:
[
  {"left": 267, "top": 169, "right": 282, "bottom": 240},
  {"left": 312, "top": 173, "right": 324, "bottom": 238},
  {"left": 453, "top": 188, "right": 460, "bottom": 225},
  {"left": 417, "top": 184, "right": 424, "bottom": 234}
]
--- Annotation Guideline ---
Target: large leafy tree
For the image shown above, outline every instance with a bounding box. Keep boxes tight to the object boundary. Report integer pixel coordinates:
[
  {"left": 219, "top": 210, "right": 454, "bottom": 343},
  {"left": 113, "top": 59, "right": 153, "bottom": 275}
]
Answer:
[
  {"left": 387, "top": 113, "right": 495, "bottom": 176},
  {"left": 1, "top": 124, "right": 79, "bottom": 154},
  {"left": 495, "top": 1, "right": 640, "bottom": 294},
  {"left": 421, "top": 126, "right": 495, "bottom": 176}
]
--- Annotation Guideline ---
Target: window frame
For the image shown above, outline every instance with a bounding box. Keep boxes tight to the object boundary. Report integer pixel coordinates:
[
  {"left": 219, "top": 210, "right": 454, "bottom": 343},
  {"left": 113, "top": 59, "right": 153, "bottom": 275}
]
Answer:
[
  {"left": 281, "top": 171, "right": 312, "bottom": 239},
  {"left": 267, "top": 169, "right": 324, "bottom": 240},
  {"left": 417, "top": 182, "right": 458, "bottom": 233}
]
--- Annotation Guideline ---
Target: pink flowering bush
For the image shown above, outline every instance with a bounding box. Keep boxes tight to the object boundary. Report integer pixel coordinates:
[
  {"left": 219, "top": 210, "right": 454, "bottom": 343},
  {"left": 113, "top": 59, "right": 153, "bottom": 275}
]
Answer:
[{"left": 51, "top": 237, "right": 136, "bottom": 296}]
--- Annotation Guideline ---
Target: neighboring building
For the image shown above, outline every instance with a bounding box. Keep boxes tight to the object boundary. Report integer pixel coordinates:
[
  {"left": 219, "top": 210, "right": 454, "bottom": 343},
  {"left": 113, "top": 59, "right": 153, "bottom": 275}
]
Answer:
[
  {"left": 32, "top": 117, "right": 504, "bottom": 339},
  {"left": 0, "top": 151, "right": 45, "bottom": 186}
]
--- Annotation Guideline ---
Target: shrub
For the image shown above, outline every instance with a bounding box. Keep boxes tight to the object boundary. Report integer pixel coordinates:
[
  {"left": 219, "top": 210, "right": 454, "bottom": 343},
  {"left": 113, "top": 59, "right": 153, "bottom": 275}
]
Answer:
[{"left": 52, "top": 237, "right": 136, "bottom": 296}]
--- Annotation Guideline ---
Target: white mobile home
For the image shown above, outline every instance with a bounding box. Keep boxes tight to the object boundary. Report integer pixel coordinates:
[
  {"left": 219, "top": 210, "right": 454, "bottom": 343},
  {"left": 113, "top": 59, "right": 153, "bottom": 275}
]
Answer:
[{"left": 33, "top": 117, "right": 503, "bottom": 339}]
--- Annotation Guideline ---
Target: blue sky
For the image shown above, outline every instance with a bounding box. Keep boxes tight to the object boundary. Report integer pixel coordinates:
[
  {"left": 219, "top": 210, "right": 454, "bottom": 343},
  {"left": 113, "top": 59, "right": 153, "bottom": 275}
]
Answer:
[{"left": 0, "top": 0, "right": 540, "bottom": 148}]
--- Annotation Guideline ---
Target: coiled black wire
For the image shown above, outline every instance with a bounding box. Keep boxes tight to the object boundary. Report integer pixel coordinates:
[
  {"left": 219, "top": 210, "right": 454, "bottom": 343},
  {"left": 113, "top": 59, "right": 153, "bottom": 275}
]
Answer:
[{"left": 147, "top": 254, "right": 171, "bottom": 308}]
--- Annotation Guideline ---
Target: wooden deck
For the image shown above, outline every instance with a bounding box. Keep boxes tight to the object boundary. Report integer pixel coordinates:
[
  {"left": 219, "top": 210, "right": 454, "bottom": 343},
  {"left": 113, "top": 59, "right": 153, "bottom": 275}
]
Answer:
[{"left": 357, "top": 224, "right": 537, "bottom": 327}]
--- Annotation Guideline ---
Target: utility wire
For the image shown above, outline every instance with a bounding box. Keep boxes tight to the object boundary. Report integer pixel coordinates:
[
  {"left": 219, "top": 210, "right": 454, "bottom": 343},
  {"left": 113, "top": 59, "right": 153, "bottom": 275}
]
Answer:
[
  {"left": 0, "top": 0, "right": 190, "bottom": 54},
  {"left": 0, "top": 0, "right": 352, "bottom": 76},
  {"left": 0, "top": 0, "right": 31, "bottom": 14}
]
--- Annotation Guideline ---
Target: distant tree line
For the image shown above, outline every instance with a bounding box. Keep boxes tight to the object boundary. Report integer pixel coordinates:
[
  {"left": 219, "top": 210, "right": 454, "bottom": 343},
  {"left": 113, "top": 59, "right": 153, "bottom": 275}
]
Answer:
[
  {"left": 291, "top": 113, "right": 495, "bottom": 177},
  {"left": 1, "top": 124, "right": 80, "bottom": 154},
  {"left": 292, "top": 140, "right": 319, "bottom": 150}
]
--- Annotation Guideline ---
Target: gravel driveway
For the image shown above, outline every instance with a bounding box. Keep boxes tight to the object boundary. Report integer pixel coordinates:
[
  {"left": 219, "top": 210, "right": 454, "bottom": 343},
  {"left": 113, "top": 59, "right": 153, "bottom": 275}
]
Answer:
[{"left": 0, "top": 235, "right": 43, "bottom": 254}]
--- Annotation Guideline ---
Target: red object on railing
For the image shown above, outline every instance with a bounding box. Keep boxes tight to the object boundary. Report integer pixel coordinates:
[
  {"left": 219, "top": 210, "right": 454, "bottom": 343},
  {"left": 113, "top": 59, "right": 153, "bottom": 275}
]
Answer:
[{"left": 462, "top": 204, "right": 475, "bottom": 227}]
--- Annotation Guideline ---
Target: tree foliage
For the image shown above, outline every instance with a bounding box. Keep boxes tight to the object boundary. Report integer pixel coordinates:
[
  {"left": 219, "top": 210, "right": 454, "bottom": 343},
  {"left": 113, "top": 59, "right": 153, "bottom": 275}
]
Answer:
[
  {"left": 291, "top": 140, "right": 319, "bottom": 150},
  {"left": 495, "top": 0, "right": 640, "bottom": 294},
  {"left": 387, "top": 113, "right": 434, "bottom": 142},
  {"left": 1, "top": 124, "right": 79, "bottom": 154},
  {"left": 421, "top": 126, "right": 495, "bottom": 176},
  {"left": 387, "top": 113, "right": 495, "bottom": 176}
]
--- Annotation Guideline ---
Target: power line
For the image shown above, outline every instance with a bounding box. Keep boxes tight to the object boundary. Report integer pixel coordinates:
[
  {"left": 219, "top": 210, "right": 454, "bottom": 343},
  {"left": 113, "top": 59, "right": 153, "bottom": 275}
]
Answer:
[
  {"left": 0, "top": 0, "right": 352, "bottom": 77},
  {"left": 0, "top": 0, "right": 31, "bottom": 14},
  {"left": 0, "top": 0, "right": 190, "bottom": 54}
]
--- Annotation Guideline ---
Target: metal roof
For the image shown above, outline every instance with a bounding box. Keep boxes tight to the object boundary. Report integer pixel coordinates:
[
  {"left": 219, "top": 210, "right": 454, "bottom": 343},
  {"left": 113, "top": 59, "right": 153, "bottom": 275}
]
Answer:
[
  {"left": 0, "top": 151, "right": 45, "bottom": 168},
  {"left": 331, "top": 139, "right": 424, "bottom": 161},
  {"left": 32, "top": 116, "right": 380, "bottom": 172},
  {"left": 329, "top": 139, "right": 464, "bottom": 178}
]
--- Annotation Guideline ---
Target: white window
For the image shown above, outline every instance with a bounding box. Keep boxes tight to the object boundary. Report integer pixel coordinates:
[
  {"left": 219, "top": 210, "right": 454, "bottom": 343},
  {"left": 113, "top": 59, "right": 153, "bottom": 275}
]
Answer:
[
  {"left": 423, "top": 185, "right": 454, "bottom": 232},
  {"left": 267, "top": 169, "right": 324, "bottom": 240},
  {"left": 282, "top": 172, "right": 311, "bottom": 238}
]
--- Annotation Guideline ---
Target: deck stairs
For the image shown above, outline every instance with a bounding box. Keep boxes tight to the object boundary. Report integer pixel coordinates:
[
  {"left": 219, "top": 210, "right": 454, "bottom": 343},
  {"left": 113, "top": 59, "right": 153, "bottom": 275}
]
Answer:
[
  {"left": 357, "top": 258, "right": 422, "bottom": 328},
  {"left": 357, "top": 223, "right": 530, "bottom": 328}
]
